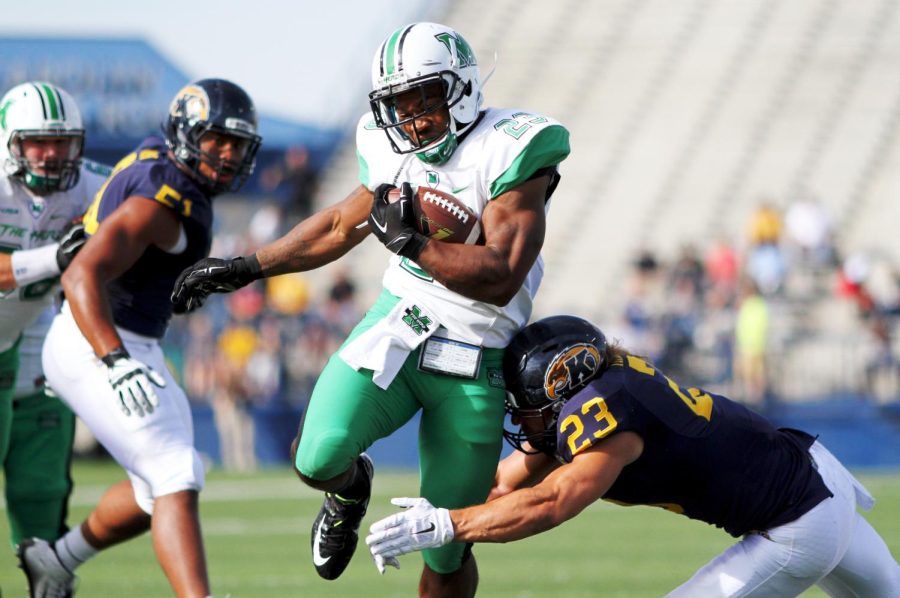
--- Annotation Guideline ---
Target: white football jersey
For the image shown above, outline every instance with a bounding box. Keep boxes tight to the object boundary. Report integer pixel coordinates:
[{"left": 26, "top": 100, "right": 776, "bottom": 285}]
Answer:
[
  {"left": 356, "top": 108, "right": 570, "bottom": 347},
  {"left": 0, "top": 160, "right": 109, "bottom": 348}
]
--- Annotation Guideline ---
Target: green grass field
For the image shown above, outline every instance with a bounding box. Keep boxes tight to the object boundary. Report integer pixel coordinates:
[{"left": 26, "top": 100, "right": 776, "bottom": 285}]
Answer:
[{"left": 1, "top": 460, "right": 898, "bottom": 597}]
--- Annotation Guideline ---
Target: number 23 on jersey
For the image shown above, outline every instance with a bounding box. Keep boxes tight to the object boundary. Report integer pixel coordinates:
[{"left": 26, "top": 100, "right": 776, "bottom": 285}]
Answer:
[{"left": 562, "top": 356, "right": 714, "bottom": 457}]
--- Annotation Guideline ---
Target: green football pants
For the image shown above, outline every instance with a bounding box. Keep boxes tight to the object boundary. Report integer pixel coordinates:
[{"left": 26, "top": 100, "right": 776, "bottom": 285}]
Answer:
[
  {"left": 295, "top": 290, "right": 508, "bottom": 573},
  {"left": 4, "top": 390, "right": 74, "bottom": 546},
  {"left": 0, "top": 339, "right": 18, "bottom": 467}
]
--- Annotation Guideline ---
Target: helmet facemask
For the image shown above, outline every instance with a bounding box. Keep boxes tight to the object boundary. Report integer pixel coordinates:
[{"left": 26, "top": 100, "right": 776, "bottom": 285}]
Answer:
[
  {"left": 8, "top": 130, "right": 84, "bottom": 195},
  {"left": 502, "top": 392, "right": 563, "bottom": 456},
  {"left": 370, "top": 71, "right": 471, "bottom": 164},
  {"left": 173, "top": 123, "right": 261, "bottom": 194}
]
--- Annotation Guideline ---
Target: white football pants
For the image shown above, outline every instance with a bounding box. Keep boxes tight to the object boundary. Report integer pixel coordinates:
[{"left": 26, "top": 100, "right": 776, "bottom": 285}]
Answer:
[
  {"left": 42, "top": 302, "right": 204, "bottom": 514},
  {"left": 668, "top": 441, "right": 900, "bottom": 597}
]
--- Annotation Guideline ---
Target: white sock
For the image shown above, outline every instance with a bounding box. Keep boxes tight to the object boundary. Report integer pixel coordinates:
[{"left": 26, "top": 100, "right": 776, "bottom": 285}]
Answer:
[{"left": 54, "top": 526, "right": 99, "bottom": 572}]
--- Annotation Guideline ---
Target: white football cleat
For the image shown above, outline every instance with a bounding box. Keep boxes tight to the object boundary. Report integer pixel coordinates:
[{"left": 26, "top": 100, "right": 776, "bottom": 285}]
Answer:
[{"left": 17, "top": 538, "right": 77, "bottom": 598}]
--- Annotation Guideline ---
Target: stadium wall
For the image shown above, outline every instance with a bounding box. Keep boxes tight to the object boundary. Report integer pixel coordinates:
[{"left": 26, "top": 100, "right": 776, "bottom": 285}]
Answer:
[{"left": 191, "top": 395, "right": 900, "bottom": 470}]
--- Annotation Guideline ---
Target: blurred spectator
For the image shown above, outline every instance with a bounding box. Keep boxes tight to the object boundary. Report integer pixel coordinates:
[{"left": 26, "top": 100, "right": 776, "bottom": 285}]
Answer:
[
  {"left": 634, "top": 248, "right": 660, "bottom": 276},
  {"left": 835, "top": 252, "right": 875, "bottom": 315},
  {"left": 283, "top": 314, "right": 341, "bottom": 406},
  {"left": 249, "top": 202, "right": 285, "bottom": 246},
  {"left": 835, "top": 253, "right": 900, "bottom": 402},
  {"left": 705, "top": 236, "right": 739, "bottom": 304},
  {"left": 746, "top": 242, "right": 787, "bottom": 297},
  {"left": 266, "top": 272, "right": 310, "bottom": 316},
  {"left": 260, "top": 144, "right": 318, "bottom": 219},
  {"left": 784, "top": 197, "right": 835, "bottom": 270},
  {"left": 618, "top": 250, "right": 664, "bottom": 359},
  {"left": 865, "top": 257, "right": 900, "bottom": 316},
  {"left": 865, "top": 315, "right": 900, "bottom": 402},
  {"left": 214, "top": 320, "right": 258, "bottom": 472},
  {"left": 668, "top": 243, "right": 705, "bottom": 300},
  {"left": 245, "top": 315, "right": 284, "bottom": 405},
  {"left": 620, "top": 276, "right": 661, "bottom": 360},
  {"left": 213, "top": 287, "right": 265, "bottom": 471},
  {"left": 733, "top": 279, "right": 769, "bottom": 407},
  {"left": 182, "top": 313, "right": 217, "bottom": 403},
  {"left": 747, "top": 200, "right": 782, "bottom": 247},
  {"left": 324, "top": 269, "right": 360, "bottom": 335},
  {"left": 745, "top": 203, "right": 787, "bottom": 297},
  {"left": 656, "top": 275, "right": 700, "bottom": 380}
]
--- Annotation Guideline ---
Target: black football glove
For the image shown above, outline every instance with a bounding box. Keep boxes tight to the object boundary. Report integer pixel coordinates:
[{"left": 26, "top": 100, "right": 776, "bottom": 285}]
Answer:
[
  {"left": 170, "top": 255, "right": 262, "bottom": 314},
  {"left": 368, "top": 182, "right": 428, "bottom": 261},
  {"left": 55, "top": 219, "right": 87, "bottom": 271}
]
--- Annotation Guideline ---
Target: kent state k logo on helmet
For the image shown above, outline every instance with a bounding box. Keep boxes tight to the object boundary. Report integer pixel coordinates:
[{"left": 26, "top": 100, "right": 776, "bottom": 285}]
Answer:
[
  {"left": 544, "top": 344, "right": 602, "bottom": 400},
  {"left": 169, "top": 85, "right": 210, "bottom": 124}
]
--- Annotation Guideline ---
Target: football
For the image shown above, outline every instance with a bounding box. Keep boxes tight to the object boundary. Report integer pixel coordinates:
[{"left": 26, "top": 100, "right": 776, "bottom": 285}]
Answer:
[{"left": 387, "top": 186, "right": 477, "bottom": 244}]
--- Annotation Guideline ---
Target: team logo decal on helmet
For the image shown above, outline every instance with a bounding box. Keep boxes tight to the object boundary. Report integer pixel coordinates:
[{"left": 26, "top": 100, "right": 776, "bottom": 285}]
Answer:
[
  {"left": 169, "top": 85, "right": 210, "bottom": 126},
  {"left": 544, "top": 343, "right": 603, "bottom": 400},
  {"left": 435, "top": 32, "right": 477, "bottom": 68}
]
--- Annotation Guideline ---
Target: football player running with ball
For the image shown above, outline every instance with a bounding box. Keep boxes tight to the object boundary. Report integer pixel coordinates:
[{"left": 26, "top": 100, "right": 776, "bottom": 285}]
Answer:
[
  {"left": 367, "top": 316, "right": 900, "bottom": 597},
  {"left": 21, "top": 79, "right": 262, "bottom": 598},
  {"left": 171, "top": 22, "right": 570, "bottom": 597},
  {"left": 0, "top": 81, "right": 109, "bottom": 597}
]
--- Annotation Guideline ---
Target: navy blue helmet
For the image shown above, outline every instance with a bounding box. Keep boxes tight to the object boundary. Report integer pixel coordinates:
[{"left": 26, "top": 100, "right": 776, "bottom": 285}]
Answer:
[
  {"left": 503, "top": 316, "right": 608, "bottom": 455},
  {"left": 165, "top": 78, "right": 261, "bottom": 194}
]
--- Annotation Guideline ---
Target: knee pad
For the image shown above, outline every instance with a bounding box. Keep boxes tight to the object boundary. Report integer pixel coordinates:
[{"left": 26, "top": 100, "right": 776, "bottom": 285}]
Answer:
[{"left": 295, "top": 429, "right": 359, "bottom": 481}]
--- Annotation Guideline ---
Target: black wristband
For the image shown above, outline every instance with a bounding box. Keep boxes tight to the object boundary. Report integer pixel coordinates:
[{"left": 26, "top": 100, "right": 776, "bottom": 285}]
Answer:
[
  {"left": 100, "top": 347, "right": 130, "bottom": 367},
  {"left": 234, "top": 254, "right": 264, "bottom": 284},
  {"left": 399, "top": 233, "right": 429, "bottom": 262}
]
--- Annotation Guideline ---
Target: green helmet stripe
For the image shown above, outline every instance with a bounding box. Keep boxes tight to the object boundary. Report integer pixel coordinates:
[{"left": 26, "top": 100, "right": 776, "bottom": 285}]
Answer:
[
  {"left": 30, "top": 83, "right": 48, "bottom": 119},
  {"left": 40, "top": 83, "right": 61, "bottom": 120},
  {"left": 384, "top": 28, "right": 404, "bottom": 76},
  {"left": 383, "top": 24, "right": 415, "bottom": 76}
]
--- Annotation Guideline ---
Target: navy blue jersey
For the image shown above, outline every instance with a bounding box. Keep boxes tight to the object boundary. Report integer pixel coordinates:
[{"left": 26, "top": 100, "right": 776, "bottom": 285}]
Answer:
[
  {"left": 83, "top": 137, "right": 213, "bottom": 338},
  {"left": 555, "top": 354, "right": 832, "bottom": 537}
]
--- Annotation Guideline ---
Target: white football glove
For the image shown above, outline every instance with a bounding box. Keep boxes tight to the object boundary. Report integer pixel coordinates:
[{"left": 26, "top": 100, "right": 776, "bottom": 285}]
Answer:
[
  {"left": 372, "top": 553, "right": 400, "bottom": 575},
  {"left": 102, "top": 349, "right": 166, "bottom": 417},
  {"left": 365, "top": 497, "right": 455, "bottom": 565}
]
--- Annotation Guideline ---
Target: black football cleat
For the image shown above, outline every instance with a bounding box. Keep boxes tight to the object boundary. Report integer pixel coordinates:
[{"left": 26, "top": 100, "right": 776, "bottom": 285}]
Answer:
[{"left": 310, "top": 453, "right": 374, "bottom": 580}]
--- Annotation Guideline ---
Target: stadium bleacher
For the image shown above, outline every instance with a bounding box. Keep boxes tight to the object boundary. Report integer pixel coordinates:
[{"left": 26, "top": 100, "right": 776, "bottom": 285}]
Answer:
[{"left": 315, "top": 0, "right": 900, "bottom": 318}]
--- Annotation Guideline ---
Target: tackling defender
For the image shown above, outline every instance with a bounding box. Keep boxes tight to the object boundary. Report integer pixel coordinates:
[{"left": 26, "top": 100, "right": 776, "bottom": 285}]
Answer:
[
  {"left": 0, "top": 81, "right": 108, "bottom": 595},
  {"left": 20, "top": 78, "right": 262, "bottom": 598},
  {"left": 171, "top": 22, "right": 570, "bottom": 597},
  {"left": 367, "top": 316, "right": 900, "bottom": 597}
]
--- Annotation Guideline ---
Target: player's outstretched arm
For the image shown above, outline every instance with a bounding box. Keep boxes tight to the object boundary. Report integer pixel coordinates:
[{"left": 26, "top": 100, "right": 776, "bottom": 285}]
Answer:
[
  {"left": 255, "top": 184, "right": 374, "bottom": 274},
  {"left": 171, "top": 185, "right": 373, "bottom": 311},
  {"left": 487, "top": 447, "right": 558, "bottom": 502},
  {"left": 366, "top": 432, "right": 643, "bottom": 568}
]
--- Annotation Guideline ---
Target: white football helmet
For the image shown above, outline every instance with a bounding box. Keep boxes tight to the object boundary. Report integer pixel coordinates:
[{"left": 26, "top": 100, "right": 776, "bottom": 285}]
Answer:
[
  {"left": 0, "top": 82, "right": 85, "bottom": 194},
  {"left": 369, "top": 22, "right": 483, "bottom": 165}
]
